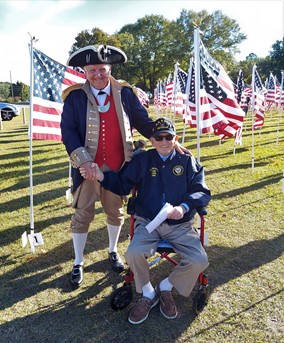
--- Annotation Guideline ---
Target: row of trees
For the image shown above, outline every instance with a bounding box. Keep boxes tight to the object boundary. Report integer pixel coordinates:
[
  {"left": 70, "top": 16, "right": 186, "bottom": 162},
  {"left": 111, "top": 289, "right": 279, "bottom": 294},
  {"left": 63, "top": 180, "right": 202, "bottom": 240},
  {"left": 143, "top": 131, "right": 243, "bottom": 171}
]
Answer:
[
  {"left": 69, "top": 9, "right": 283, "bottom": 94},
  {"left": 2, "top": 9, "right": 283, "bottom": 101}
]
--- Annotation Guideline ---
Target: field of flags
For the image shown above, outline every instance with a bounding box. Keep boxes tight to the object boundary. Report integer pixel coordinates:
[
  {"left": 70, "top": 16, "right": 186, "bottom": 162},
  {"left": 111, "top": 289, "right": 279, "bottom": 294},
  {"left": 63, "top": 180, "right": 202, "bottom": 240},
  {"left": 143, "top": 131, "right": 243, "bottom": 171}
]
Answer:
[
  {"left": 153, "top": 37, "right": 284, "bottom": 144},
  {"left": 29, "top": 29, "right": 283, "bottom": 149},
  {"left": 12, "top": 28, "right": 284, "bottom": 252}
]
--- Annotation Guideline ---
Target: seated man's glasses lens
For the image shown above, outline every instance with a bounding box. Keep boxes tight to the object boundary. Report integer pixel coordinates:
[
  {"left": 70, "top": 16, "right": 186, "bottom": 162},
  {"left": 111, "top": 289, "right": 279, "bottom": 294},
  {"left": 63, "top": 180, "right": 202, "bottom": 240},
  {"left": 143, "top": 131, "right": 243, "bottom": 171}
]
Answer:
[{"left": 154, "top": 134, "right": 174, "bottom": 141}]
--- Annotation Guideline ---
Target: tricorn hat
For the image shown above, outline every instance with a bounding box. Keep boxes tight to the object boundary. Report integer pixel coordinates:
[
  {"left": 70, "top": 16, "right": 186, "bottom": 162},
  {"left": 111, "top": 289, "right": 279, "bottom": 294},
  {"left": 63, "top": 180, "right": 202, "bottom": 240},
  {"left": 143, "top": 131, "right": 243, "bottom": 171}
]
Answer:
[{"left": 67, "top": 45, "right": 127, "bottom": 67}]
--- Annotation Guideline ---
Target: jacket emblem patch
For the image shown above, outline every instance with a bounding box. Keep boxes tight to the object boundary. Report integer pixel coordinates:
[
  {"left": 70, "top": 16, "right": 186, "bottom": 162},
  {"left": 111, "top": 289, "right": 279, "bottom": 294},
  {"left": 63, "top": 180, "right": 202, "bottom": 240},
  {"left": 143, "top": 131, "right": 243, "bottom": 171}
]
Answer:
[
  {"left": 173, "top": 165, "right": 184, "bottom": 176},
  {"left": 150, "top": 167, "right": 159, "bottom": 177}
]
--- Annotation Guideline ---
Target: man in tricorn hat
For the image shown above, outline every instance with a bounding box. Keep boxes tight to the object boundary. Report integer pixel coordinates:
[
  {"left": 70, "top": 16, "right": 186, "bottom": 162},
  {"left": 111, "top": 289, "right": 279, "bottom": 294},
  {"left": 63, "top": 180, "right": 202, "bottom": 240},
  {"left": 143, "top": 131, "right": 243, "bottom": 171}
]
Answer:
[{"left": 60, "top": 45, "right": 187, "bottom": 288}]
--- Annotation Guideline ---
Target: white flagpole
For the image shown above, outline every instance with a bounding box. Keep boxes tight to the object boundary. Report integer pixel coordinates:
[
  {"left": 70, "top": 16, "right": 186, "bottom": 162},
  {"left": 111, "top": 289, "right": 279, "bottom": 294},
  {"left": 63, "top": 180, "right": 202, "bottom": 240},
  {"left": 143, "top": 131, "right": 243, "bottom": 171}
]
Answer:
[
  {"left": 28, "top": 34, "right": 35, "bottom": 252},
  {"left": 172, "top": 62, "right": 179, "bottom": 124},
  {"left": 251, "top": 65, "right": 256, "bottom": 172},
  {"left": 22, "top": 34, "right": 44, "bottom": 252},
  {"left": 182, "top": 58, "right": 193, "bottom": 145},
  {"left": 66, "top": 161, "right": 72, "bottom": 205},
  {"left": 276, "top": 72, "right": 284, "bottom": 144},
  {"left": 194, "top": 28, "right": 201, "bottom": 163}
]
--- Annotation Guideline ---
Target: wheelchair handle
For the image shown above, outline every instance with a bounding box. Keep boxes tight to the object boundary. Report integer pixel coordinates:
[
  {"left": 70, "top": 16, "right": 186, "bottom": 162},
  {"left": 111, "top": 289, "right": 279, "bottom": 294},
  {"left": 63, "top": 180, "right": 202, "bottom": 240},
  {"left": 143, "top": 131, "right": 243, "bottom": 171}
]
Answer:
[{"left": 196, "top": 206, "right": 207, "bottom": 216}]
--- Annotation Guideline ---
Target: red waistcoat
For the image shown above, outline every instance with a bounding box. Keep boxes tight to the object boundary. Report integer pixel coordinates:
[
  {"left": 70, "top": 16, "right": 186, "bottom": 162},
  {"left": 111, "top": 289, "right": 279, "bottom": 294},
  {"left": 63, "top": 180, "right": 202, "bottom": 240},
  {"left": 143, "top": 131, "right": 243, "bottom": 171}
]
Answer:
[{"left": 94, "top": 92, "right": 124, "bottom": 170}]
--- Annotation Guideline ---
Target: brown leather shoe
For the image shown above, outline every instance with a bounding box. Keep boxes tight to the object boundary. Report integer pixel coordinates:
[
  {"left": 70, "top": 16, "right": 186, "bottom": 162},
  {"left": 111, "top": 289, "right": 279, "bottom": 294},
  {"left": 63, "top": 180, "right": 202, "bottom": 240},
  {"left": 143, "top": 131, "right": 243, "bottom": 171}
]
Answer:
[
  {"left": 157, "top": 286, "right": 178, "bottom": 319},
  {"left": 128, "top": 293, "right": 159, "bottom": 324}
]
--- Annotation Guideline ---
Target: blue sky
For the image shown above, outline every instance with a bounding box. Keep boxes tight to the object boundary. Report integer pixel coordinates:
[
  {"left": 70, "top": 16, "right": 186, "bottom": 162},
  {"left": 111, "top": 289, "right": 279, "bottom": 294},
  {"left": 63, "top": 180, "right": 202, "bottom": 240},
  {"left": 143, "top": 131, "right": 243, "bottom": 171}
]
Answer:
[{"left": 0, "top": 0, "right": 283, "bottom": 84}]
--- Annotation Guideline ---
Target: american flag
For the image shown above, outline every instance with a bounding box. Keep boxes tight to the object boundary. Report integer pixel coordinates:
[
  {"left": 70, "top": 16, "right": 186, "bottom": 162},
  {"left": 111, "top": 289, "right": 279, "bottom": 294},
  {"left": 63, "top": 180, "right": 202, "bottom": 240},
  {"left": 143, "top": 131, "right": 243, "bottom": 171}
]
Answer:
[
  {"left": 184, "top": 61, "right": 212, "bottom": 133},
  {"left": 172, "top": 68, "right": 187, "bottom": 115},
  {"left": 165, "top": 73, "right": 174, "bottom": 107},
  {"left": 240, "top": 86, "right": 252, "bottom": 114},
  {"left": 166, "top": 82, "right": 174, "bottom": 107},
  {"left": 32, "top": 48, "right": 86, "bottom": 141},
  {"left": 200, "top": 41, "right": 245, "bottom": 138},
  {"left": 177, "top": 68, "right": 188, "bottom": 93},
  {"left": 184, "top": 62, "right": 239, "bottom": 136},
  {"left": 184, "top": 41, "right": 245, "bottom": 138},
  {"left": 135, "top": 87, "right": 150, "bottom": 108},
  {"left": 252, "top": 66, "right": 266, "bottom": 129},
  {"left": 265, "top": 73, "right": 277, "bottom": 105},
  {"left": 279, "top": 72, "right": 284, "bottom": 108},
  {"left": 236, "top": 70, "right": 244, "bottom": 104},
  {"left": 154, "top": 81, "right": 166, "bottom": 110}
]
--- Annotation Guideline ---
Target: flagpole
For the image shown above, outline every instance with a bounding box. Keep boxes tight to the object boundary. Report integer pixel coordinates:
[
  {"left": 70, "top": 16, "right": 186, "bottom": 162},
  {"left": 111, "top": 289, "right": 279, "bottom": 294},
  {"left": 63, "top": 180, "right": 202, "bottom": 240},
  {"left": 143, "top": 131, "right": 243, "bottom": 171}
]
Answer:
[
  {"left": 194, "top": 28, "right": 201, "bottom": 163},
  {"left": 28, "top": 34, "right": 36, "bottom": 252},
  {"left": 276, "top": 71, "right": 284, "bottom": 144},
  {"left": 182, "top": 59, "right": 192, "bottom": 145},
  {"left": 172, "top": 62, "right": 179, "bottom": 125},
  {"left": 66, "top": 161, "right": 72, "bottom": 205},
  {"left": 251, "top": 65, "right": 256, "bottom": 172}
]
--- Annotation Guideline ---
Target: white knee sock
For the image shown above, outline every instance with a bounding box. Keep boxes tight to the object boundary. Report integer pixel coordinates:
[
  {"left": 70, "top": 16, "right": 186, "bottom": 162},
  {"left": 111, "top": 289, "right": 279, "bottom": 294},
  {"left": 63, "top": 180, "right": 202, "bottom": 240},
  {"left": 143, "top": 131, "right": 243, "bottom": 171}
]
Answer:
[
  {"left": 142, "top": 282, "right": 156, "bottom": 299},
  {"left": 159, "top": 277, "right": 173, "bottom": 292},
  {"left": 72, "top": 232, "right": 88, "bottom": 266},
  {"left": 107, "top": 224, "right": 122, "bottom": 253}
]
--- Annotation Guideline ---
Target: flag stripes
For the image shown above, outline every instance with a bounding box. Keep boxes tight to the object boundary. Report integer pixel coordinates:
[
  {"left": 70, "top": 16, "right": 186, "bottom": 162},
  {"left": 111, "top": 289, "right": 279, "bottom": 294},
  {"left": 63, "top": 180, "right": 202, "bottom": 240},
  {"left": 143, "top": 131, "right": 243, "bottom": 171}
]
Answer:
[{"left": 32, "top": 48, "right": 86, "bottom": 141}]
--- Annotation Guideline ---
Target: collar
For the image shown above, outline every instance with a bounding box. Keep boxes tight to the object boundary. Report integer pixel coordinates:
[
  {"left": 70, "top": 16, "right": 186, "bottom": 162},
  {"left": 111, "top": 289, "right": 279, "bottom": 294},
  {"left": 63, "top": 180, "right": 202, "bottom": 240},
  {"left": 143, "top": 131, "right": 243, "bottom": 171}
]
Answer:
[
  {"left": 90, "top": 81, "right": 111, "bottom": 97},
  {"left": 158, "top": 149, "right": 175, "bottom": 161}
]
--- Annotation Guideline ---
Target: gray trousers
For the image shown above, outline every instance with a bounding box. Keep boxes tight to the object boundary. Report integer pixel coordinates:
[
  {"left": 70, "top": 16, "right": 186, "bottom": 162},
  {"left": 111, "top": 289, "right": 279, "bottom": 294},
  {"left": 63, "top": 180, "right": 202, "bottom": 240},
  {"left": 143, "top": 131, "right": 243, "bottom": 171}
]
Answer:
[{"left": 124, "top": 217, "right": 209, "bottom": 297}]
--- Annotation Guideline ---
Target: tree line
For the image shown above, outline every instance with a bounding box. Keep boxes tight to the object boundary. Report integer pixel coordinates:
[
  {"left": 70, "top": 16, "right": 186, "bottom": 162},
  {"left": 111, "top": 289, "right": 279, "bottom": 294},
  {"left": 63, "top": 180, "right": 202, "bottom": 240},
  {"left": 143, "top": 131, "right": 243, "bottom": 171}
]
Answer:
[
  {"left": 2, "top": 9, "right": 283, "bottom": 101},
  {"left": 69, "top": 10, "right": 283, "bottom": 93}
]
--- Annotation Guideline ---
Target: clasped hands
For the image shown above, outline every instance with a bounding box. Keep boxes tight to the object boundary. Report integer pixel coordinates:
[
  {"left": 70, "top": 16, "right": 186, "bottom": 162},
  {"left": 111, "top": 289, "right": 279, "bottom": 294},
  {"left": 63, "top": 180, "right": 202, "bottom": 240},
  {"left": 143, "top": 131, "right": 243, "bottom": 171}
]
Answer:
[
  {"left": 79, "top": 162, "right": 104, "bottom": 181},
  {"left": 79, "top": 162, "right": 185, "bottom": 220}
]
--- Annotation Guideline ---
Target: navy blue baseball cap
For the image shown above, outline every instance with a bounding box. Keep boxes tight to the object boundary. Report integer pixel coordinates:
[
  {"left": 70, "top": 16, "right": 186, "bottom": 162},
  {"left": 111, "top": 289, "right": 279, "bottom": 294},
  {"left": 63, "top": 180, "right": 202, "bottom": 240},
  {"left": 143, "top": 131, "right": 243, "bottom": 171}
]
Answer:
[{"left": 152, "top": 117, "right": 176, "bottom": 137}]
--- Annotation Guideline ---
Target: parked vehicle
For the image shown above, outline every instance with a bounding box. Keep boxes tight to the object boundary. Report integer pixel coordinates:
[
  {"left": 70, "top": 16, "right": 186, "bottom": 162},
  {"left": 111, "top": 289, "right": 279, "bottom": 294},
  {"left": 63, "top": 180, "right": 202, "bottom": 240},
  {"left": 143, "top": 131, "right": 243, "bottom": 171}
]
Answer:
[{"left": 0, "top": 103, "right": 21, "bottom": 121}]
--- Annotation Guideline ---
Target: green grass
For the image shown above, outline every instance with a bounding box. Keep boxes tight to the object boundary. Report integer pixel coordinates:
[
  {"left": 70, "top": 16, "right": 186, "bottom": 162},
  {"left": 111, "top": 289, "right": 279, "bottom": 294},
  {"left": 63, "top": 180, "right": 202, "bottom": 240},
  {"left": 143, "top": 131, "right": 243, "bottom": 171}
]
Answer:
[{"left": 0, "top": 107, "right": 283, "bottom": 343}]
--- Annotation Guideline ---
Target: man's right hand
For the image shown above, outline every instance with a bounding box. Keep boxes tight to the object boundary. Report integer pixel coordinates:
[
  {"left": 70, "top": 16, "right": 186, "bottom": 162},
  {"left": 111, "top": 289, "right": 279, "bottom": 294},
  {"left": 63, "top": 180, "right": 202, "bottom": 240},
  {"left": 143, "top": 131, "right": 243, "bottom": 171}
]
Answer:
[{"left": 79, "top": 162, "right": 104, "bottom": 181}]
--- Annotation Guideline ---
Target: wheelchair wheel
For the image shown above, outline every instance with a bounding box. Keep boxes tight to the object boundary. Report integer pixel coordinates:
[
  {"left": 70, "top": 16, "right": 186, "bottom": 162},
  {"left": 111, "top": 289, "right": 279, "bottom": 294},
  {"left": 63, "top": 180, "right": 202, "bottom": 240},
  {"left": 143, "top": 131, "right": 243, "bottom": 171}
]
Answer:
[
  {"left": 193, "top": 286, "right": 209, "bottom": 314},
  {"left": 110, "top": 283, "right": 133, "bottom": 311}
]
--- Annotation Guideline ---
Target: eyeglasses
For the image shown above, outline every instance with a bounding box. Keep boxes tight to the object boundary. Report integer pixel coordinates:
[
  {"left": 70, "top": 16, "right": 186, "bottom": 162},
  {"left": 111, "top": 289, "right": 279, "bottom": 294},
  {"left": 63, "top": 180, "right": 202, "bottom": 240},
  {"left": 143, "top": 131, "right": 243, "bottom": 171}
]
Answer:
[
  {"left": 154, "top": 134, "right": 175, "bottom": 141},
  {"left": 85, "top": 68, "right": 110, "bottom": 76}
]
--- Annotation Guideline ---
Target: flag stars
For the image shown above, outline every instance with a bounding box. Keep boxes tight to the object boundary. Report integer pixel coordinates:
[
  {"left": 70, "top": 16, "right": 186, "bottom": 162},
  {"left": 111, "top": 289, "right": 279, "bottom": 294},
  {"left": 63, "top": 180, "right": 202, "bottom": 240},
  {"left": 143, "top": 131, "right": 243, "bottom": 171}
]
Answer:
[{"left": 33, "top": 48, "right": 66, "bottom": 103}]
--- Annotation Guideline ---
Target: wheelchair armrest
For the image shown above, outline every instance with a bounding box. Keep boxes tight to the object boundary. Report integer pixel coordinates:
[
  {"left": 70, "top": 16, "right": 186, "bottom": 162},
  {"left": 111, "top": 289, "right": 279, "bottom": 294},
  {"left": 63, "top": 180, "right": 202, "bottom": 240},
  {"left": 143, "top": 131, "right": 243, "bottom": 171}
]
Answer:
[{"left": 196, "top": 206, "right": 207, "bottom": 216}]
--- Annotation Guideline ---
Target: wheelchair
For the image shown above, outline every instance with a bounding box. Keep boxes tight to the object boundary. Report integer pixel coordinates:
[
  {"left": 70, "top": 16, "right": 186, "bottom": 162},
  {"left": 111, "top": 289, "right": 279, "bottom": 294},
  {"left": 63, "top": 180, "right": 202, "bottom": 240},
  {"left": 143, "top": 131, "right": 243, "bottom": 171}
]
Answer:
[{"left": 110, "top": 188, "right": 210, "bottom": 315}]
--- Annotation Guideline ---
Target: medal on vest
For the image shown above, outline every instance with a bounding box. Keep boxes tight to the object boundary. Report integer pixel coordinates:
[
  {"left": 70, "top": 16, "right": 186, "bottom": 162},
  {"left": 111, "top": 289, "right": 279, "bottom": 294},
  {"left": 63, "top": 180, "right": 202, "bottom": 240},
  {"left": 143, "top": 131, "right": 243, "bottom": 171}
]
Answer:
[{"left": 98, "top": 101, "right": 110, "bottom": 113}]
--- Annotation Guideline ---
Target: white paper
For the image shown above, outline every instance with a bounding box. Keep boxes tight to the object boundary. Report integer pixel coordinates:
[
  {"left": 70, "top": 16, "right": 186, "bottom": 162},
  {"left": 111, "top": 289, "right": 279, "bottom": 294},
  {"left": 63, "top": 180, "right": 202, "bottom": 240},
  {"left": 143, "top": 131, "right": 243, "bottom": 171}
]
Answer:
[{"left": 146, "top": 202, "right": 173, "bottom": 233}]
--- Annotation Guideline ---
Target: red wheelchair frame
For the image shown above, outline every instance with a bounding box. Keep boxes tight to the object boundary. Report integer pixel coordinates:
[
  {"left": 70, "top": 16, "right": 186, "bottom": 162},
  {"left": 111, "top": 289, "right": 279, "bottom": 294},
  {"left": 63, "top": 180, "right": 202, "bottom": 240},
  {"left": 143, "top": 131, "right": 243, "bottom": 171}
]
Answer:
[{"left": 110, "top": 188, "right": 209, "bottom": 314}]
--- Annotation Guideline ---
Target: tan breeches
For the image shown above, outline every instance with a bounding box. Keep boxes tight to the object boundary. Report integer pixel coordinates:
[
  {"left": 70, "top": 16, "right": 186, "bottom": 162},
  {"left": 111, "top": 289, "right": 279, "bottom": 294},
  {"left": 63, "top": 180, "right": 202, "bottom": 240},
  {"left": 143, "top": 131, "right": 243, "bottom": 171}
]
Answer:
[{"left": 70, "top": 179, "right": 124, "bottom": 233}]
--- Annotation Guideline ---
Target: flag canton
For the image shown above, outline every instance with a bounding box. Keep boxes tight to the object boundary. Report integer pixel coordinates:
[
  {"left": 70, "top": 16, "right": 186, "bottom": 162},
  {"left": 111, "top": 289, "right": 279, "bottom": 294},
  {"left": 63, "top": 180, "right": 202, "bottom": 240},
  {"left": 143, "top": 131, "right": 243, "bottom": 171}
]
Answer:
[
  {"left": 33, "top": 49, "right": 66, "bottom": 103},
  {"left": 201, "top": 67, "right": 227, "bottom": 101},
  {"left": 200, "top": 42, "right": 221, "bottom": 76},
  {"left": 188, "top": 65, "right": 195, "bottom": 103},
  {"left": 177, "top": 68, "right": 188, "bottom": 93},
  {"left": 268, "top": 75, "right": 275, "bottom": 90},
  {"left": 236, "top": 71, "right": 244, "bottom": 103},
  {"left": 254, "top": 69, "right": 263, "bottom": 91}
]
